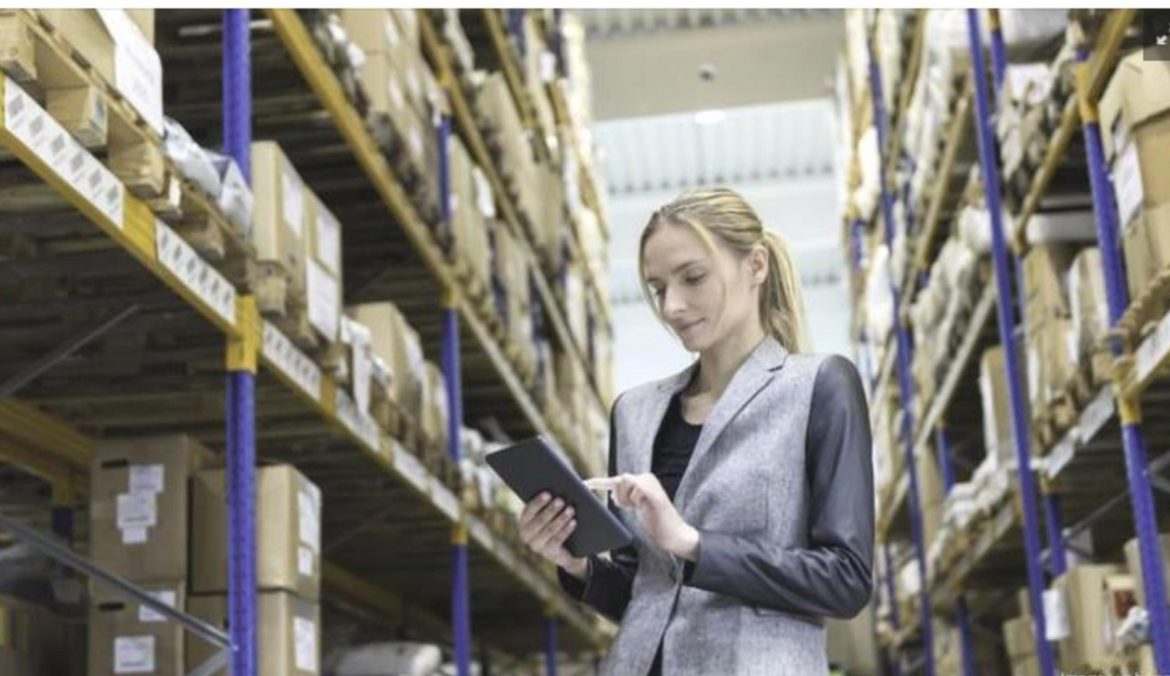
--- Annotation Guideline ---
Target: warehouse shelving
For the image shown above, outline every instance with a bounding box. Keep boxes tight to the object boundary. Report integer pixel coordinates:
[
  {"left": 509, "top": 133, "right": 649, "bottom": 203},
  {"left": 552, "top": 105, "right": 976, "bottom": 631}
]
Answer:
[
  {"left": 0, "top": 8, "right": 615, "bottom": 675},
  {"left": 852, "top": 8, "right": 1170, "bottom": 676},
  {"left": 418, "top": 10, "right": 612, "bottom": 419}
]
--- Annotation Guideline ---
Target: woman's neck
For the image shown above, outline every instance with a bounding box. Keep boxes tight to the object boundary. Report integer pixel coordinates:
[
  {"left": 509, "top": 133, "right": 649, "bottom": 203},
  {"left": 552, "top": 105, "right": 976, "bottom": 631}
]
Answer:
[{"left": 692, "top": 323, "right": 767, "bottom": 398}]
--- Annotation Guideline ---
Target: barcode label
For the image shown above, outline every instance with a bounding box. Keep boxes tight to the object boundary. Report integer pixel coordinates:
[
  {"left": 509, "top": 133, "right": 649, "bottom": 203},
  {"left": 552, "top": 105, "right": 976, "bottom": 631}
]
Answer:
[
  {"left": 155, "top": 221, "right": 236, "bottom": 327},
  {"left": 261, "top": 321, "right": 322, "bottom": 402}
]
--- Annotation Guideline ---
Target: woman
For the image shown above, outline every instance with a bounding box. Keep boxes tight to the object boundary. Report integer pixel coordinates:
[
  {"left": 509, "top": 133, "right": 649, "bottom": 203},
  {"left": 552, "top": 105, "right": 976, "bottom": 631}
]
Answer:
[{"left": 519, "top": 188, "right": 874, "bottom": 675}]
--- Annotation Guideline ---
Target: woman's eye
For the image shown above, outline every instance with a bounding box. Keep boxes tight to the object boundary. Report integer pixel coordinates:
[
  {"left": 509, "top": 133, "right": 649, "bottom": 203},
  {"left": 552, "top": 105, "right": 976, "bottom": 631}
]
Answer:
[{"left": 684, "top": 273, "right": 706, "bottom": 285}]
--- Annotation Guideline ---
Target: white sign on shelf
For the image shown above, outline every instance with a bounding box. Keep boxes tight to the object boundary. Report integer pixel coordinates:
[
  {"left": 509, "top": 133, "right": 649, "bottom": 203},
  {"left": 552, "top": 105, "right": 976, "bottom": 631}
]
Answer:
[
  {"left": 4, "top": 75, "right": 124, "bottom": 228},
  {"left": 1135, "top": 311, "right": 1170, "bottom": 388},
  {"left": 431, "top": 479, "right": 460, "bottom": 521},
  {"left": 334, "top": 389, "right": 380, "bottom": 451},
  {"left": 261, "top": 321, "right": 323, "bottom": 402},
  {"left": 393, "top": 450, "right": 429, "bottom": 494},
  {"left": 1045, "top": 433, "right": 1076, "bottom": 482},
  {"left": 1078, "top": 387, "right": 1115, "bottom": 444},
  {"left": 155, "top": 221, "right": 237, "bottom": 327}
]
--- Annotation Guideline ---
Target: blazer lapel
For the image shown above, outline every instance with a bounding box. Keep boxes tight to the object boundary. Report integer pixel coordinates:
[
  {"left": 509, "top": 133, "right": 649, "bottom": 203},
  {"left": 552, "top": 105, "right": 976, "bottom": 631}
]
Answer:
[
  {"left": 674, "top": 337, "right": 790, "bottom": 509},
  {"left": 628, "top": 362, "right": 698, "bottom": 475}
]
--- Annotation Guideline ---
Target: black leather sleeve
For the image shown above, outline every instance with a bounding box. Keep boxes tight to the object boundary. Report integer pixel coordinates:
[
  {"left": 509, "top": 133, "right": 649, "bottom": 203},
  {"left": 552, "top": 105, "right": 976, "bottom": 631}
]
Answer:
[
  {"left": 684, "top": 355, "right": 876, "bottom": 619},
  {"left": 557, "top": 395, "right": 640, "bottom": 622}
]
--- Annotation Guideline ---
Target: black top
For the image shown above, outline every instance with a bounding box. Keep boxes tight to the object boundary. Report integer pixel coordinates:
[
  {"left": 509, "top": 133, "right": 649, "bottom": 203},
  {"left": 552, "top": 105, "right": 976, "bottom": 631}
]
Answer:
[{"left": 557, "top": 355, "right": 875, "bottom": 673}]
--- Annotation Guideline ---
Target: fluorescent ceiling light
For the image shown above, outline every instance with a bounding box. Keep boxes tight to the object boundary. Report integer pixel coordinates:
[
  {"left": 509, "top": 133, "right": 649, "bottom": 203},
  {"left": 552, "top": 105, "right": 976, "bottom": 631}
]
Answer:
[{"left": 693, "top": 109, "right": 725, "bottom": 126}]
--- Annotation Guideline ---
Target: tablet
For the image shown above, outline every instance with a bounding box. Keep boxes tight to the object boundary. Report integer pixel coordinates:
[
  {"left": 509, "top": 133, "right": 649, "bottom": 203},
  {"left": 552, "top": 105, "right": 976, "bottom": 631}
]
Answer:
[{"left": 486, "top": 436, "right": 633, "bottom": 558}]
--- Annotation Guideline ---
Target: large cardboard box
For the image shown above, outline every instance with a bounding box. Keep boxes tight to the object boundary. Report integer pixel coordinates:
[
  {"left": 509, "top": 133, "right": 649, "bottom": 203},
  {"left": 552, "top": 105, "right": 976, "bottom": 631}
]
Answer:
[
  {"left": 349, "top": 302, "right": 426, "bottom": 423},
  {"left": 251, "top": 141, "right": 310, "bottom": 291},
  {"left": 186, "top": 591, "right": 320, "bottom": 676},
  {"left": 38, "top": 10, "right": 162, "bottom": 134},
  {"left": 1002, "top": 615, "right": 1036, "bottom": 660},
  {"left": 448, "top": 135, "right": 492, "bottom": 289},
  {"left": 88, "top": 582, "right": 185, "bottom": 676},
  {"left": 1010, "top": 654, "right": 1040, "bottom": 676},
  {"left": 1122, "top": 534, "right": 1170, "bottom": 607},
  {"left": 1122, "top": 202, "right": 1170, "bottom": 304},
  {"left": 90, "top": 434, "right": 211, "bottom": 584},
  {"left": 1054, "top": 564, "right": 1123, "bottom": 672},
  {"left": 1022, "top": 243, "right": 1078, "bottom": 322},
  {"left": 421, "top": 362, "right": 450, "bottom": 453},
  {"left": 339, "top": 9, "right": 417, "bottom": 58},
  {"left": 1067, "top": 247, "right": 1112, "bottom": 383},
  {"left": 1098, "top": 52, "right": 1170, "bottom": 163},
  {"left": 304, "top": 193, "right": 342, "bottom": 343},
  {"left": 191, "top": 465, "right": 322, "bottom": 601},
  {"left": 980, "top": 347, "right": 1016, "bottom": 470}
]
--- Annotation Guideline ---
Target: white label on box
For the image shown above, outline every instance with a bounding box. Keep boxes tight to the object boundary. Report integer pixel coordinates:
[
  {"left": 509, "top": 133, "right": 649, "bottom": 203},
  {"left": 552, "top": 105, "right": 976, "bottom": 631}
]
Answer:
[
  {"left": 121, "top": 527, "right": 148, "bottom": 544},
  {"left": 1113, "top": 143, "right": 1144, "bottom": 231},
  {"left": 97, "top": 10, "right": 163, "bottom": 136},
  {"left": 298, "top": 489, "right": 321, "bottom": 553},
  {"left": 306, "top": 259, "right": 340, "bottom": 342},
  {"left": 298, "top": 545, "right": 315, "bottom": 577},
  {"left": 116, "top": 492, "right": 157, "bottom": 530},
  {"left": 388, "top": 75, "right": 405, "bottom": 112},
  {"left": 315, "top": 206, "right": 342, "bottom": 275},
  {"left": 472, "top": 167, "right": 496, "bottom": 218},
  {"left": 261, "top": 321, "right": 323, "bottom": 401},
  {"left": 539, "top": 50, "right": 556, "bottom": 83},
  {"left": 383, "top": 18, "right": 400, "bottom": 48},
  {"left": 294, "top": 616, "right": 317, "bottom": 671},
  {"left": 281, "top": 169, "right": 304, "bottom": 237},
  {"left": 155, "top": 221, "right": 237, "bottom": 327},
  {"left": 114, "top": 635, "right": 155, "bottom": 673},
  {"left": 1043, "top": 588, "right": 1071, "bottom": 640},
  {"left": 128, "top": 464, "right": 165, "bottom": 494},
  {"left": 138, "top": 590, "right": 177, "bottom": 623},
  {"left": 3, "top": 76, "right": 125, "bottom": 228},
  {"left": 408, "top": 128, "right": 423, "bottom": 163}
]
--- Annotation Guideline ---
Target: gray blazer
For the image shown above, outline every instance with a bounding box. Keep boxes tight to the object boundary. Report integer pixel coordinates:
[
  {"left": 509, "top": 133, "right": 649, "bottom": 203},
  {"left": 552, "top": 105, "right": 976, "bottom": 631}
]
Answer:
[{"left": 560, "top": 337, "right": 874, "bottom": 675}]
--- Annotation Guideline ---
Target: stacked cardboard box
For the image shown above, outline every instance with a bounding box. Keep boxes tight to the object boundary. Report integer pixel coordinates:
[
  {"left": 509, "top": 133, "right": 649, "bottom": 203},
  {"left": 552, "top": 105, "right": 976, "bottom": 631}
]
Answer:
[
  {"left": 0, "top": 595, "right": 84, "bottom": 675},
  {"left": 448, "top": 135, "right": 493, "bottom": 291},
  {"left": 520, "top": 13, "right": 559, "bottom": 161},
  {"left": 421, "top": 362, "right": 451, "bottom": 459},
  {"left": 1053, "top": 564, "right": 1139, "bottom": 673},
  {"left": 341, "top": 9, "right": 441, "bottom": 222},
  {"left": 1100, "top": 54, "right": 1170, "bottom": 314},
  {"left": 1002, "top": 614, "right": 1038, "bottom": 676},
  {"left": 349, "top": 302, "right": 428, "bottom": 437},
  {"left": 489, "top": 222, "right": 536, "bottom": 366},
  {"left": 914, "top": 447, "right": 945, "bottom": 572},
  {"left": 1122, "top": 534, "right": 1170, "bottom": 608},
  {"left": 188, "top": 465, "right": 322, "bottom": 675},
  {"left": 87, "top": 434, "right": 213, "bottom": 675},
  {"left": 1066, "top": 248, "right": 1112, "bottom": 386},
  {"left": 979, "top": 347, "right": 1016, "bottom": 471},
  {"left": 475, "top": 73, "right": 541, "bottom": 225},
  {"left": 1022, "top": 243, "right": 1080, "bottom": 421}
]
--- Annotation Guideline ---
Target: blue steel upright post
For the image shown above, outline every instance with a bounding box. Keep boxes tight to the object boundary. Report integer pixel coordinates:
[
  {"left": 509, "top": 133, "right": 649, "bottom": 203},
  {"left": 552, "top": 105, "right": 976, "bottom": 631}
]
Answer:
[
  {"left": 965, "top": 11, "right": 1056, "bottom": 675},
  {"left": 1075, "top": 42, "right": 1170, "bottom": 671},
  {"left": 988, "top": 9, "right": 1069, "bottom": 578},
  {"left": 439, "top": 112, "right": 473, "bottom": 676},
  {"left": 866, "top": 27, "right": 934, "bottom": 675},
  {"left": 223, "top": 9, "right": 256, "bottom": 676}
]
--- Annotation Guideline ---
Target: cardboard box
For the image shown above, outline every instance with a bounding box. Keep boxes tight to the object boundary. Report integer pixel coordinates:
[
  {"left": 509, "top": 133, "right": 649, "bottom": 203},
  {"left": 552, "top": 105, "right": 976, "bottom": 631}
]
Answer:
[
  {"left": 980, "top": 347, "right": 1017, "bottom": 470},
  {"left": 1022, "top": 243, "right": 1078, "bottom": 323},
  {"left": 421, "top": 362, "right": 450, "bottom": 453},
  {"left": 88, "top": 582, "right": 185, "bottom": 676},
  {"left": 1122, "top": 534, "right": 1170, "bottom": 607},
  {"left": 38, "top": 10, "right": 162, "bottom": 134},
  {"left": 349, "top": 302, "right": 426, "bottom": 423},
  {"left": 90, "top": 434, "right": 212, "bottom": 584},
  {"left": 1002, "top": 615, "right": 1036, "bottom": 660},
  {"left": 1010, "top": 654, "right": 1040, "bottom": 676},
  {"left": 1067, "top": 247, "right": 1110, "bottom": 368},
  {"left": 448, "top": 135, "right": 492, "bottom": 289},
  {"left": 1098, "top": 52, "right": 1170, "bottom": 163},
  {"left": 186, "top": 592, "right": 319, "bottom": 676},
  {"left": 304, "top": 193, "right": 342, "bottom": 343},
  {"left": 1111, "top": 115, "right": 1170, "bottom": 229},
  {"left": 1054, "top": 564, "right": 1123, "bottom": 672},
  {"left": 1122, "top": 201, "right": 1170, "bottom": 304},
  {"left": 191, "top": 465, "right": 322, "bottom": 601},
  {"left": 251, "top": 141, "right": 309, "bottom": 291},
  {"left": 46, "top": 86, "right": 108, "bottom": 148}
]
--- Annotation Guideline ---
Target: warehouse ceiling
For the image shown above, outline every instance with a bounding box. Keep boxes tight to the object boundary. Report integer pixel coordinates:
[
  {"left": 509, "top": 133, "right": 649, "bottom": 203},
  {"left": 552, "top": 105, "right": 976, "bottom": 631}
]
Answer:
[{"left": 580, "top": 9, "right": 842, "bottom": 120}]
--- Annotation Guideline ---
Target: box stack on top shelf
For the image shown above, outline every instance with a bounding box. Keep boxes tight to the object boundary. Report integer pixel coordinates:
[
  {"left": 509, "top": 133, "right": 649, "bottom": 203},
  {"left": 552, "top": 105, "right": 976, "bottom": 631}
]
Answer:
[
  {"left": 0, "top": 7, "right": 618, "bottom": 674},
  {"left": 844, "top": 8, "right": 1170, "bottom": 676}
]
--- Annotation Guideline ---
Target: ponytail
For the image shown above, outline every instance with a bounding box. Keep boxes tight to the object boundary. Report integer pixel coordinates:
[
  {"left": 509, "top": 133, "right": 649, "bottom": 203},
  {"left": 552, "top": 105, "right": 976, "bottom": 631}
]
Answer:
[{"left": 760, "top": 230, "right": 809, "bottom": 353}]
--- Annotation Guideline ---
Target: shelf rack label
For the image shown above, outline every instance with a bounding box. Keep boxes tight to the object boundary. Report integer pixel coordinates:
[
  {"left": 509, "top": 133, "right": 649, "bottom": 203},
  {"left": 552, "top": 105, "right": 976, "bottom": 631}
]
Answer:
[
  {"left": 393, "top": 449, "right": 430, "bottom": 494},
  {"left": 261, "top": 321, "right": 322, "bottom": 402},
  {"left": 334, "top": 388, "right": 380, "bottom": 451},
  {"left": 1079, "top": 387, "right": 1115, "bottom": 443},
  {"left": 155, "top": 221, "right": 237, "bottom": 327},
  {"left": 431, "top": 479, "right": 460, "bottom": 521},
  {"left": 3, "top": 75, "right": 124, "bottom": 228},
  {"left": 1135, "top": 310, "right": 1170, "bottom": 388}
]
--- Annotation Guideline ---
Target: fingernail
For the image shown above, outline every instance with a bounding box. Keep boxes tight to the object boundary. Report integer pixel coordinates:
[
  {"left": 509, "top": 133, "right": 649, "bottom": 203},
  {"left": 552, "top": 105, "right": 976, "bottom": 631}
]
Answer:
[
  {"left": 554, "top": 499, "right": 563, "bottom": 507},
  {"left": 540, "top": 493, "right": 550, "bottom": 502}
]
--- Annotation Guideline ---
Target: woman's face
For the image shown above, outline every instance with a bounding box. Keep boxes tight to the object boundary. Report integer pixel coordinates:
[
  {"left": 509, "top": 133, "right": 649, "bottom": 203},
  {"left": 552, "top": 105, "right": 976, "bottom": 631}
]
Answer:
[{"left": 642, "top": 223, "right": 761, "bottom": 353}]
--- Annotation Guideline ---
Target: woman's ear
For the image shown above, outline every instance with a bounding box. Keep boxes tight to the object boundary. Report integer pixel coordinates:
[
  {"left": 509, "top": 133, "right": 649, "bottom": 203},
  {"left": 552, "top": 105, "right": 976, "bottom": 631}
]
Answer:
[{"left": 749, "top": 244, "right": 769, "bottom": 286}]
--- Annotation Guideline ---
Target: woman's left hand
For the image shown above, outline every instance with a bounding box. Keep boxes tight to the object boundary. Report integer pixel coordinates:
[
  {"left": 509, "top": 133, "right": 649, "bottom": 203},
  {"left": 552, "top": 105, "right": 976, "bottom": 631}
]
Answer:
[{"left": 606, "top": 473, "right": 700, "bottom": 561}]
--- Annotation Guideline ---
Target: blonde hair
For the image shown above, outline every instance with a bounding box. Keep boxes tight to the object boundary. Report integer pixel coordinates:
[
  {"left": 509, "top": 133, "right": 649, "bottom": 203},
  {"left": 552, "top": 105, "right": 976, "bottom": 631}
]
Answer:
[{"left": 638, "top": 187, "right": 810, "bottom": 353}]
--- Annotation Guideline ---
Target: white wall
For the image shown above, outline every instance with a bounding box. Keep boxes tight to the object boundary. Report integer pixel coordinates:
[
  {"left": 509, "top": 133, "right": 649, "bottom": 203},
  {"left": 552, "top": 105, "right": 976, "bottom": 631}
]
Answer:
[{"left": 608, "top": 176, "right": 851, "bottom": 395}]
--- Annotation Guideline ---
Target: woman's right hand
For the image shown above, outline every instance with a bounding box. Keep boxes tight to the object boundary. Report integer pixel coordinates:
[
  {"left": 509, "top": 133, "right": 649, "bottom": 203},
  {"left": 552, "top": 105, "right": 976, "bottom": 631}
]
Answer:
[{"left": 519, "top": 492, "right": 587, "bottom": 579}]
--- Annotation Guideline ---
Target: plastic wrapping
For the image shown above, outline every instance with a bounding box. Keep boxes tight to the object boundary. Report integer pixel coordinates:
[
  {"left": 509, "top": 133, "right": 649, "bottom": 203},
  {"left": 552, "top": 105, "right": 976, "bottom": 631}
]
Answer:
[
  {"left": 206, "top": 151, "right": 254, "bottom": 240},
  {"left": 162, "top": 116, "right": 221, "bottom": 198}
]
